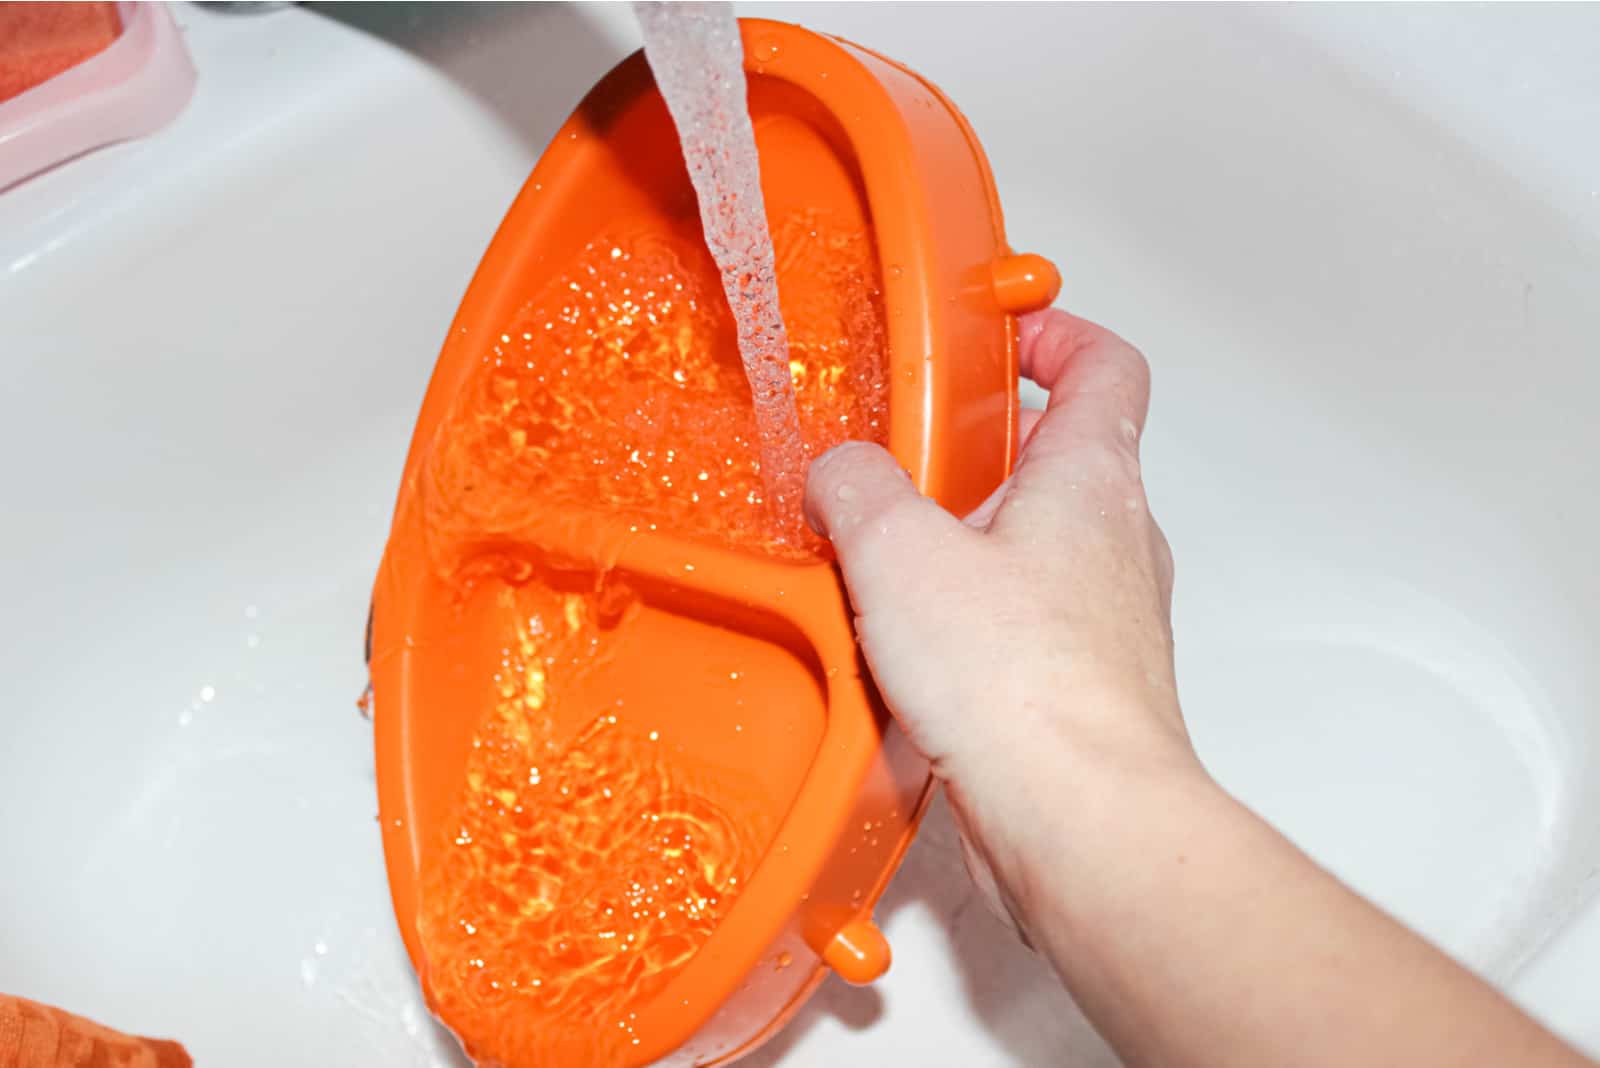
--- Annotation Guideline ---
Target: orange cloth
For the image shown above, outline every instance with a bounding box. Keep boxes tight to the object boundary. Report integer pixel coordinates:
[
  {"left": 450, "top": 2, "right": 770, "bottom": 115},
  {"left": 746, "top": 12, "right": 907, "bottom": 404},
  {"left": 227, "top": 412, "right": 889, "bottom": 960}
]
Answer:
[
  {"left": 0, "top": 2, "right": 122, "bottom": 103},
  {"left": 0, "top": 995, "right": 189, "bottom": 1068}
]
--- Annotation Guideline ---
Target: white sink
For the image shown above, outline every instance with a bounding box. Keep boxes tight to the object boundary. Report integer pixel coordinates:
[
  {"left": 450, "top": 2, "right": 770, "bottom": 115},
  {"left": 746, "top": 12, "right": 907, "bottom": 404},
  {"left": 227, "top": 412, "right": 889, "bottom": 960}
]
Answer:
[{"left": 2, "top": 4, "right": 1596, "bottom": 1064}]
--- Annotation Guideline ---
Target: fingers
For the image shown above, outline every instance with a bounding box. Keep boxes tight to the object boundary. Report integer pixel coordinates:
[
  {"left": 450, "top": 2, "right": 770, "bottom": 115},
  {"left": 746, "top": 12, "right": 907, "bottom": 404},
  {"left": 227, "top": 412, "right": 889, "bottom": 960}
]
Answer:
[
  {"left": 963, "top": 407, "right": 1042, "bottom": 532},
  {"left": 1016, "top": 308, "right": 1151, "bottom": 466},
  {"left": 806, "top": 441, "right": 963, "bottom": 607}
]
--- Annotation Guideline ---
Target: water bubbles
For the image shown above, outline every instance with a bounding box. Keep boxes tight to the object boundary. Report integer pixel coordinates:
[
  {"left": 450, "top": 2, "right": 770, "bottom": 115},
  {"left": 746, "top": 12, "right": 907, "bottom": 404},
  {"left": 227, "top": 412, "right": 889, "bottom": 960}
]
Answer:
[
  {"left": 638, "top": 2, "right": 807, "bottom": 520},
  {"left": 419, "top": 585, "right": 765, "bottom": 1063},
  {"left": 411, "top": 43, "right": 894, "bottom": 1054}
]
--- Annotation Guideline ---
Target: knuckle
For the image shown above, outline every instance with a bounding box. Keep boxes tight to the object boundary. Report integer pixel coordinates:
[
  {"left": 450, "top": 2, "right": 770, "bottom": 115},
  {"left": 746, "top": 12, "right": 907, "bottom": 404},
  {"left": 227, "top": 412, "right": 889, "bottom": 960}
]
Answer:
[
  {"left": 1107, "top": 339, "right": 1152, "bottom": 432},
  {"left": 1119, "top": 340, "right": 1152, "bottom": 397},
  {"left": 861, "top": 492, "right": 931, "bottom": 538},
  {"left": 809, "top": 440, "right": 873, "bottom": 487},
  {"left": 1080, "top": 438, "right": 1142, "bottom": 487}
]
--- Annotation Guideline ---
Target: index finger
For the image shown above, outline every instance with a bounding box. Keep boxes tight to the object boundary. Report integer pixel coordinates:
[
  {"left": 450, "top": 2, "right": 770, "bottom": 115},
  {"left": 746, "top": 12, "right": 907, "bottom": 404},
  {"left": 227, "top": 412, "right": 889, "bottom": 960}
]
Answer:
[{"left": 1017, "top": 308, "right": 1152, "bottom": 460}]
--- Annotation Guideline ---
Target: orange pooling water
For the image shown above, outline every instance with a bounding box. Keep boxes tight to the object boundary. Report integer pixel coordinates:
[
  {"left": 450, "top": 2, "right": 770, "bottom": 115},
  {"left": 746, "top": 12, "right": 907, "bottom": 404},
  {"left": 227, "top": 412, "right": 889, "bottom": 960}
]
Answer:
[
  {"left": 417, "top": 581, "right": 772, "bottom": 1065},
  {"left": 414, "top": 211, "right": 887, "bottom": 1066},
  {"left": 425, "top": 210, "right": 887, "bottom": 561}
]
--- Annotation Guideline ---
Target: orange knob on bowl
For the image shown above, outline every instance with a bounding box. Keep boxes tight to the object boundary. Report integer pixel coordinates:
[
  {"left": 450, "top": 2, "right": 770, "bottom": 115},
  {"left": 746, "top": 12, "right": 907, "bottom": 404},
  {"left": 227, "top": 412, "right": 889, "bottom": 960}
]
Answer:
[
  {"left": 991, "top": 252, "right": 1062, "bottom": 314},
  {"left": 822, "top": 919, "right": 892, "bottom": 985}
]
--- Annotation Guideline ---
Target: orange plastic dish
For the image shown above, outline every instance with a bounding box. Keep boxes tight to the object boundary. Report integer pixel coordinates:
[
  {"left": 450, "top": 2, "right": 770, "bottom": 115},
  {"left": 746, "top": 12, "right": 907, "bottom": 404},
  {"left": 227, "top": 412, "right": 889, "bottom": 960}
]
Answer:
[{"left": 369, "top": 18, "right": 1059, "bottom": 1067}]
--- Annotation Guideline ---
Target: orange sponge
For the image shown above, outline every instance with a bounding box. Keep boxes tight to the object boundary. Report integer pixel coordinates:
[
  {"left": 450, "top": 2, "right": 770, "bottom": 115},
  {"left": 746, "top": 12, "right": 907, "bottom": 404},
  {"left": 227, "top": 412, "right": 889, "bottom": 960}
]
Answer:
[
  {"left": 0, "top": 994, "right": 189, "bottom": 1068},
  {"left": 0, "top": 2, "right": 122, "bottom": 104}
]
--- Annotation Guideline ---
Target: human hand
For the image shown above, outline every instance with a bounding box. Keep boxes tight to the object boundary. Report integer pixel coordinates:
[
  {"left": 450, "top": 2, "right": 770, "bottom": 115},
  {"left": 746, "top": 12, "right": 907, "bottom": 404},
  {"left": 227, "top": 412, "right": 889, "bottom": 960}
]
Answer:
[
  {"left": 807, "top": 308, "right": 1595, "bottom": 1068},
  {"left": 804, "top": 308, "right": 1200, "bottom": 939}
]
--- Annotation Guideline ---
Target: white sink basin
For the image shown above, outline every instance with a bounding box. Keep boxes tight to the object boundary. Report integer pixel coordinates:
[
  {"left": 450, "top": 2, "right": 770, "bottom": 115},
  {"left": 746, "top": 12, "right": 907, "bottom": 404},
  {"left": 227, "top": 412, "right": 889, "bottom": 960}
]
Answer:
[{"left": 2, "top": 4, "right": 1596, "bottom": 1064}]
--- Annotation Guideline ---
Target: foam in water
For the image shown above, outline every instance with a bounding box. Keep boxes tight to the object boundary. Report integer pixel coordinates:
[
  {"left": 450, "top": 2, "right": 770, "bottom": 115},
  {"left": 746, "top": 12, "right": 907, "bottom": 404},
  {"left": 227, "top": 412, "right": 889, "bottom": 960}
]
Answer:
[{"left": 635, "top": 1, "right": 807, "bottom": 524}]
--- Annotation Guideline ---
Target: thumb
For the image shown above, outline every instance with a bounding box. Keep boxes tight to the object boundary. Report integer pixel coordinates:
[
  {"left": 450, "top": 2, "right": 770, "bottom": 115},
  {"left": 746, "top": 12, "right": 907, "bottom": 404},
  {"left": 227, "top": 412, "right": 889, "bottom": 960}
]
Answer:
[{"left": 805, "top": 441, "right": 960, "bottom": 609}]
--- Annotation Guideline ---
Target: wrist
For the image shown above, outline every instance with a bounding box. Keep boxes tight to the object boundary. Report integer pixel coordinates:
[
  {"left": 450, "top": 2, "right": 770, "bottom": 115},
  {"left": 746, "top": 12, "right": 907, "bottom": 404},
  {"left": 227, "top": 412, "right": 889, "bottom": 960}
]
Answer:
[{"left": 952, "top": 699, "right": 1221, "bottom": 953}]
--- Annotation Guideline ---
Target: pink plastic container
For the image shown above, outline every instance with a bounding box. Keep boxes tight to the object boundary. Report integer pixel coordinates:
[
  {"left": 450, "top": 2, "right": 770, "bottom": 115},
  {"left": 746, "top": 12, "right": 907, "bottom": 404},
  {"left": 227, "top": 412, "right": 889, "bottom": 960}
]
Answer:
[{"left": 0, "top": 1, "right": 195, "bottom": 191}]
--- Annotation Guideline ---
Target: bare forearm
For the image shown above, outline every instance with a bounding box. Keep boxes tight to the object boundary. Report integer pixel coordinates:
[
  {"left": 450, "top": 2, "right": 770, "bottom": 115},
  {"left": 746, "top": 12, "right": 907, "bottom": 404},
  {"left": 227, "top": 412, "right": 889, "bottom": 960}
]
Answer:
[
  {"left": 993, "top": 751, "right": 1588, "bottom": 1068},
  {"left": 806, "top": 310, "right": 1589, "bottom": 1068}
]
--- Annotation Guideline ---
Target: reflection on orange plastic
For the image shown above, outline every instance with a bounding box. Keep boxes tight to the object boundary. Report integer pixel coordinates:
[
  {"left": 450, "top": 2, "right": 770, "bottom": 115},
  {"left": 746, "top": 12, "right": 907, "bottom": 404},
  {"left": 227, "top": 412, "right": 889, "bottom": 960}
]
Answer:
[{"left": 371, "top": 18, "right": 1056, "bottom": 1067}]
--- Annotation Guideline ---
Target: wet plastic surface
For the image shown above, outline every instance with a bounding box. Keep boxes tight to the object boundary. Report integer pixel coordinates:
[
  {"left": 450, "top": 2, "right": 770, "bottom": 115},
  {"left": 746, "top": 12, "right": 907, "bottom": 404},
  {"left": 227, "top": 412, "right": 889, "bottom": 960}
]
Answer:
[{"left": 370, "top": 19, "right": 1053, "bottom": 1066}]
